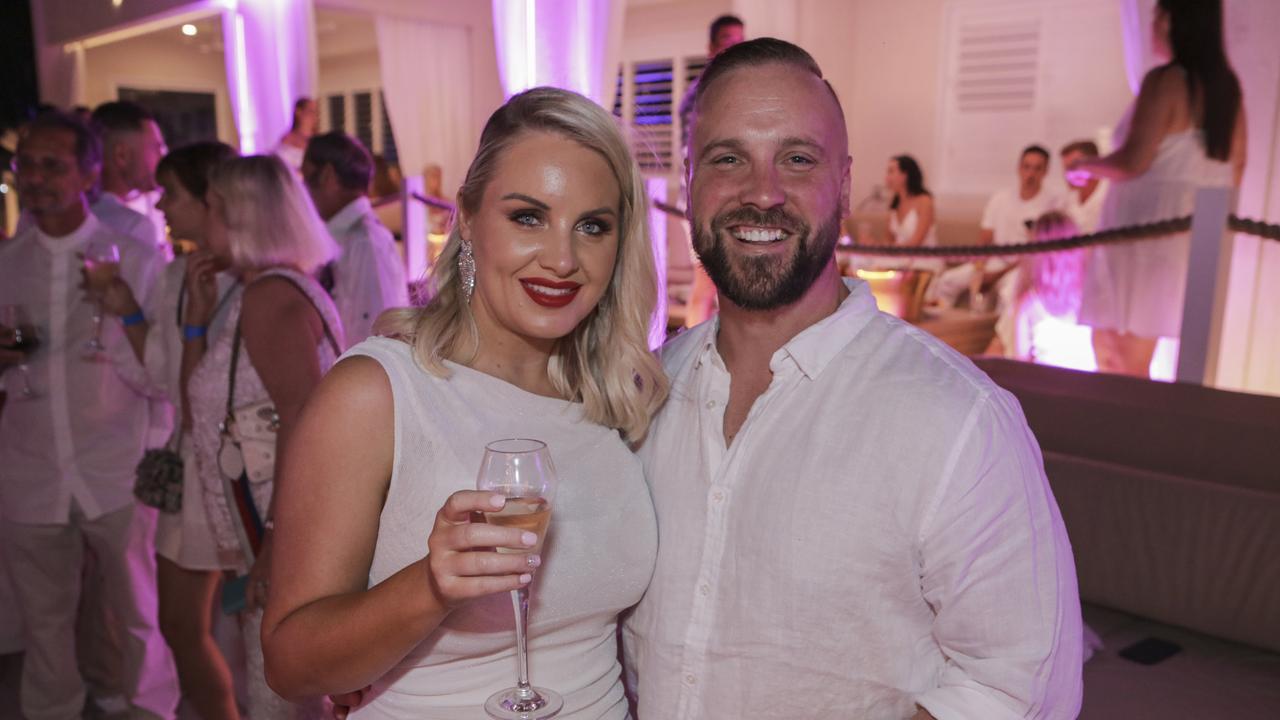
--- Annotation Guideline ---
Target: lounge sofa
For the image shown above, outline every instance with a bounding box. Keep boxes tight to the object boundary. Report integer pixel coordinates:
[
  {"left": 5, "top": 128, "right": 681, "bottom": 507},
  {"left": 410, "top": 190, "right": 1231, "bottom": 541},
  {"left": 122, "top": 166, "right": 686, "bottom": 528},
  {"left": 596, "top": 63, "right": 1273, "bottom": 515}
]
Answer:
[{"left": 974, "top": 358, "right": 1280, "bottom": 718}]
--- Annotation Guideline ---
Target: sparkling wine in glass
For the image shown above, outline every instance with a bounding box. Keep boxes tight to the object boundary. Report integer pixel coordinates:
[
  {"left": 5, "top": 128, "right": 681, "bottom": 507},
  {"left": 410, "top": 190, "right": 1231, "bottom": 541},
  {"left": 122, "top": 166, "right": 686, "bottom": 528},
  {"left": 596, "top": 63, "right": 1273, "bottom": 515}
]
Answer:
[
  {"left": 0, "top": 304, "right": 43, "bottom": 399},
  {"left": 82, "top": 239, "right": 120, "bottom": 358},
  {"left": 476, "top": 438, "right": 562, "bottom": 720}
]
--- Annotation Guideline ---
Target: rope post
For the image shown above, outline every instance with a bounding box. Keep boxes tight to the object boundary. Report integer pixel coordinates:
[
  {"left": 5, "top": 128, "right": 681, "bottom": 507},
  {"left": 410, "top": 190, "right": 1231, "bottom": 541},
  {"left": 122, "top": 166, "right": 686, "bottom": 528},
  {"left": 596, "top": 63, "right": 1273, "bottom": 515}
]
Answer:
[{"left": 1175, "top": 187, "right": 1234, "bottom": 385}]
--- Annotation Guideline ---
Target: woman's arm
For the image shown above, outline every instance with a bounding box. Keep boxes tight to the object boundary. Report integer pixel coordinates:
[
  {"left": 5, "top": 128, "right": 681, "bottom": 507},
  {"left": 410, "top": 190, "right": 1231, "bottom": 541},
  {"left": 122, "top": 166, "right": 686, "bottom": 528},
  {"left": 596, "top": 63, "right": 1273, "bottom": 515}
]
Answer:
[
  {"left": 261, "top": 356, "right": 541, "bottom": 700},
  {"left": 179, "top": 252, "right": 221, "bottom": 430},
  {"left": 1075, "top": 66, "right": 1180, "bottom": 182},
  {"left": 903, "top": 196, "right": 936, "bottom": 248}
]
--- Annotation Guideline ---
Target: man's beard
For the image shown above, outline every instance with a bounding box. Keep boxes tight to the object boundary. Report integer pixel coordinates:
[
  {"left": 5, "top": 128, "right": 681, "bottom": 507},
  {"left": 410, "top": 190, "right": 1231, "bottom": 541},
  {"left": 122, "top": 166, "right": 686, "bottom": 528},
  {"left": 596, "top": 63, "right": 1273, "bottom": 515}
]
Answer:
[{"left": 691, "top": 205, "right": 841, "bottom": 311}]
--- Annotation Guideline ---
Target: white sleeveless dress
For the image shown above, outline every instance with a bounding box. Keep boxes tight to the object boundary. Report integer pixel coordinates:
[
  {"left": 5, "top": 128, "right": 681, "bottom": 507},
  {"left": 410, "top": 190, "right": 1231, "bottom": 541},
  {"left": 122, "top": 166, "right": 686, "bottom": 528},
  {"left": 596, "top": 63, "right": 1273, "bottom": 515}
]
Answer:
[
  {"left": 344, "top": 337, "right": 657, "bottom": 720},
  {"left": 1079, "top": 112, "right": 1234, "bottom": 338},
  {"left": 887, "top": 205, "right": 944, "bottom": 272}
]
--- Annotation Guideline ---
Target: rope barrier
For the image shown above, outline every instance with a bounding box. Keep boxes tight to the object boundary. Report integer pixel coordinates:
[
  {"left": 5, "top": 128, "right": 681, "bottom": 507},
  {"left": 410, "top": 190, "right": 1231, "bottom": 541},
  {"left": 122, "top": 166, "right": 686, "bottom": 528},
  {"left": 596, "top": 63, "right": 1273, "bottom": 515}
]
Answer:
[{"left": 835, "top": 214, "right": 1280, "bottom": 260}]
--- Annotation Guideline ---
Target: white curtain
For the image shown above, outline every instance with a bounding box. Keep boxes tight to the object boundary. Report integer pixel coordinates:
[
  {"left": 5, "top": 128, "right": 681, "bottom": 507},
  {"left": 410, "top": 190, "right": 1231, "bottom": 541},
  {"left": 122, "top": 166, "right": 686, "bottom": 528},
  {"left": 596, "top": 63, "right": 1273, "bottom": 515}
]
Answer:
[
  {"left": 221, "top": 0, "right": 317, "bottom": 154},
  {"left": 376, "top": 15, "right": 475, "bottom": 280},
  {"left": 1119, "top": 0, "right": 1157, "bottom": 95},
  {"left": 491, "top": 0, "right": 624, "bottom": 106}
]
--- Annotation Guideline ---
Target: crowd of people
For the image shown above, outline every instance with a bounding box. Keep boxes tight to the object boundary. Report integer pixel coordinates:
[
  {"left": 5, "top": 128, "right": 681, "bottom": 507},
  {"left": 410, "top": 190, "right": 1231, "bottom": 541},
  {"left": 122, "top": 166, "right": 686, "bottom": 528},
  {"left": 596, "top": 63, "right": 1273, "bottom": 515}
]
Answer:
[
  {"left": 0, "top": 0, "right": 1246, "bottom": 718},
  {"left": 855, "top": 0, "right": 1243, "bottom": 378}
]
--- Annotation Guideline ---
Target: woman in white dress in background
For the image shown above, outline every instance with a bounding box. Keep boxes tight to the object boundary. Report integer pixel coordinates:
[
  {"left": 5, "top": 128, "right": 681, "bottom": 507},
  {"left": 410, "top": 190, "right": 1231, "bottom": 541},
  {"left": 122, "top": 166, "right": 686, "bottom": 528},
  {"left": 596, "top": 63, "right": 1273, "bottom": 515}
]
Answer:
[
  {"left": 261, "top": 87, "right": 668, "bottom": 719},
  {"left": 859, "top": 155, "right": 941, "bottom": 273},
  {"left": 1070, "top": 0, "right": 1245, "bottom": 377}
]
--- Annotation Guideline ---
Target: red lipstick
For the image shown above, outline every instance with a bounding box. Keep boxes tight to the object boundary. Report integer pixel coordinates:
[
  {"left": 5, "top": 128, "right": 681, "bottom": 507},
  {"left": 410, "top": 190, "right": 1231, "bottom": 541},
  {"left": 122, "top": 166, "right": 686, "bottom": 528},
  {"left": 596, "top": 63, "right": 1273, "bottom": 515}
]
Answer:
[{"left": 519, "top": 278, "right": 581, "bottom": 308}]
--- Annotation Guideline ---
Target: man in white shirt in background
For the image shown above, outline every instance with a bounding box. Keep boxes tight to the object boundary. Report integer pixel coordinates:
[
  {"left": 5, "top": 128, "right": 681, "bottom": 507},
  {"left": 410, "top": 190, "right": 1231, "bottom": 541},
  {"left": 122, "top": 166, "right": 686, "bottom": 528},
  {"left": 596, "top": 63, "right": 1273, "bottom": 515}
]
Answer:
[
  {"left": 623, "top": 38, "right": 1082, "bottom": 719},
  {"left": 1060, "top": 140, "right": 1108, "bottom": 234},
  {"left": 303, "top": 131, "right": 408, "bottom": 347},
  {"left": 0, "top": 113, "right": 178, "bottom": 720},
  {"left": 89, "top": 101, "right": 169, "bottom": 254},
  {"left": 930, "top": 145, "right": 1063, "bottom": 355}
]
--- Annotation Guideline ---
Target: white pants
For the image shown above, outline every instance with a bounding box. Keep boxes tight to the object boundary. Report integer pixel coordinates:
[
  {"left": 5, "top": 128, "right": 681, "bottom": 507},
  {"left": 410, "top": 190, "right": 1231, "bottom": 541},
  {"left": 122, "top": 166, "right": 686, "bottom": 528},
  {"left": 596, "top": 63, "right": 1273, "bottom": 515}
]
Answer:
[{"left": 2, "top": 502, "right": 179, "bottom": 720}]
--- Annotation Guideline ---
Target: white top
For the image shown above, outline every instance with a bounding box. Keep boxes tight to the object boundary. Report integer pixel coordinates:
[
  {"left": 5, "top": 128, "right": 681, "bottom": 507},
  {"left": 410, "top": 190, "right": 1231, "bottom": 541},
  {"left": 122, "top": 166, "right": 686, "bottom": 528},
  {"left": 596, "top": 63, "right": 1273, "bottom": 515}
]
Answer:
[
  {"left": 981, "top": 187, "right": 1062, "bottom": 247},
  {"left": 624, "top": 279, "right": 1083, "bottom": 719},
  {"left": 888, "top": 205, "right": 938, "bottom": 248},
  {"left": 1064, "top": 181, "right": 1109, "bottom": 235},
  {"left": 187, "top": 268, "right": 343, "bottom": 571},
  {"left": 326, "top": 197, "right": 409, "bottom": 347},
  {"left": 0, "top": 214, "right": 164, "bottom": 523},
  {"left": 1079, "top": 123, "right": 1234, "bottom": 338},
  {"left": 274, "top": 143, "right": 305, "bottom": 174},
  {"left": 344, "top": 337, "right": 655, "bottom": 720}
]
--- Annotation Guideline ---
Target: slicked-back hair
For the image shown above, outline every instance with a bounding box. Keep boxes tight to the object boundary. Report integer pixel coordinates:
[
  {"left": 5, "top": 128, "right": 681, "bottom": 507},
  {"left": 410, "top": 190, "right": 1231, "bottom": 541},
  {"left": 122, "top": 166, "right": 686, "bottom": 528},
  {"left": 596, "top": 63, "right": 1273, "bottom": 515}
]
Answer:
[
  {"left": 709, "top": 14, "right": 743, "bottom": 45},
  {"left": 1059, "top": 140, "right": 1100, "bottom": 158},
  {"left": 304, "top": 131, "right": 374, "bottom": 192},
  {"left": 23, "top": 111, "right": 101, "bottom": 174},
  {"left": 156, "top": 141, "right": 238, "bottom": 204},
  {"left": 690, "top": 38, "right": 845, "bottom": 128}
]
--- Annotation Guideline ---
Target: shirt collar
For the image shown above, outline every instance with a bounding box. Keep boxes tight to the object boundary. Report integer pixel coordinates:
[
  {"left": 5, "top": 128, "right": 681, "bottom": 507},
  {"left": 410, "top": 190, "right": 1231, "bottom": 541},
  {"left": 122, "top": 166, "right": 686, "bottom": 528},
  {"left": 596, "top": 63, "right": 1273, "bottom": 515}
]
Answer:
[
  {"left": 34, "top": 212, "right": 101, "bottom": 254},
  {"left": 326, "top": 196, "right": 372, "bottom": 238},
  {"left": 693, "top": 278, "right": 880, "bottom": 381}
]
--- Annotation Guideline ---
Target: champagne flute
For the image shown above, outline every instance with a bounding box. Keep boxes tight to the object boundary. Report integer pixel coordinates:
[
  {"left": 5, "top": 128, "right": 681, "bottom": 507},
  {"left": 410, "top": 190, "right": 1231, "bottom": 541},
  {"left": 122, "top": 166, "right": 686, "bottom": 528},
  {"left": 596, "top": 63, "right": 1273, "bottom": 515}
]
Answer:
[
  {"left": 82, "top": 239, "right": 120, "bottom": 359},
  {"left": 476, "top": 438, "right": 562, "bottom": 720},
  {"left": 0, "top": 304, "right": 42, "bottom": 399}
]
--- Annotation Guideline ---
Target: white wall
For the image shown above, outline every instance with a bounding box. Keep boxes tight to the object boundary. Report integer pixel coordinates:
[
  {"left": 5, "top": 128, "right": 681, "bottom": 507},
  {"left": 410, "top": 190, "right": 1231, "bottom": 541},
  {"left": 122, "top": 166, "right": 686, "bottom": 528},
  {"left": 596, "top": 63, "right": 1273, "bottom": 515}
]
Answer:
[
  {"left": 1218, "top": 0, "right": 1280, "bottom": 395},
  {"left": 82, "top": 32, "right": 237, "bottom": 146}
]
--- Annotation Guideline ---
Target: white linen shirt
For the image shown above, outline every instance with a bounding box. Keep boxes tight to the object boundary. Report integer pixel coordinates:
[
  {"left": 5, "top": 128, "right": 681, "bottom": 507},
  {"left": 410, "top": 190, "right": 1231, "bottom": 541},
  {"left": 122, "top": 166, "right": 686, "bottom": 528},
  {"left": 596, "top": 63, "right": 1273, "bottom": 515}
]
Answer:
[
  {"left": 624, "top": 279, "right": 1082, "bottom": 720},
  {"left": 326, "top": 196, "right": 408, "bottom": 347},
  {"left": 0, "top": 214, "right": 163, "bottom": 524}
]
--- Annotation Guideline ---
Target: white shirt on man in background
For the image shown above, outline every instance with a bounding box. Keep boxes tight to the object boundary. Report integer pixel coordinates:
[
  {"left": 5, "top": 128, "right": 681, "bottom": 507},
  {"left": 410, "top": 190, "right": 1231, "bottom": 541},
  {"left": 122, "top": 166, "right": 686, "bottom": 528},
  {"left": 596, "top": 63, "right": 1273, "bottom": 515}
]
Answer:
[
  {"left": 1065, "top": 181, "right": 1109, "bottom": 235},
  {"left": 325, "top": 195, "right": 408, "bottom": 346},
  {"left": 625, "top": 279, "right": 1082, "bottom": 719},
  {"left": 0, "top": 213, "right": 163, "bottom": 523}
]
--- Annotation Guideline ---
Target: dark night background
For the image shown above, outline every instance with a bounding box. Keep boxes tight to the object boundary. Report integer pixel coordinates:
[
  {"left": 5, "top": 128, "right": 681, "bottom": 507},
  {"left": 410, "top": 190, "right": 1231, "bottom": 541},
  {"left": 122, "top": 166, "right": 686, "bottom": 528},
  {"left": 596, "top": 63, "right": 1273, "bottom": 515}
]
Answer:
[{"left": 1, "top": 1, "right": 39, "bottom": 130}]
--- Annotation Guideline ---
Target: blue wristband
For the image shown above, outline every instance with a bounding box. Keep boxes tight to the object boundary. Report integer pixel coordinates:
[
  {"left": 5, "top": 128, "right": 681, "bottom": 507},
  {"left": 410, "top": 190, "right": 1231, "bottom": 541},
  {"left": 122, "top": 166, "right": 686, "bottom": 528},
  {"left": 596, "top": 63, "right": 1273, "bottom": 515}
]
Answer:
[
  {"left": 182, "top": 324, "right": 208, "bottom": 341},
  {"left": 120, "top": 310, "right": 146, "bottom": 327}
]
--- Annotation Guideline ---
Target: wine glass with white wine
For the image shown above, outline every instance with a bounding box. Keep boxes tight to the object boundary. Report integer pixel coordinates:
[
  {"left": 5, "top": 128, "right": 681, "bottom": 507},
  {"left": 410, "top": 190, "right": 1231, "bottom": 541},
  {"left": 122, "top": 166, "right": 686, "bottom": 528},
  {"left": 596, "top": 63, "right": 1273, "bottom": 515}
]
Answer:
[
  {"left": 81, "top": 239, "right": 120, "bottom": 360},
  {"left": 475, "top": 438, "right": 562, "bottom": 720}
]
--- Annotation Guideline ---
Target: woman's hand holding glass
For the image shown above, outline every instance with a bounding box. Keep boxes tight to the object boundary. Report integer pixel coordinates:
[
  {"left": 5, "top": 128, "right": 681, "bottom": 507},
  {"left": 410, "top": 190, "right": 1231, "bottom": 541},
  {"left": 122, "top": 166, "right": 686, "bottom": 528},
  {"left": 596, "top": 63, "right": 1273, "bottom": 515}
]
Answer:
[{"left": 424, "top": 490, "right": 539, "bottom": 609}]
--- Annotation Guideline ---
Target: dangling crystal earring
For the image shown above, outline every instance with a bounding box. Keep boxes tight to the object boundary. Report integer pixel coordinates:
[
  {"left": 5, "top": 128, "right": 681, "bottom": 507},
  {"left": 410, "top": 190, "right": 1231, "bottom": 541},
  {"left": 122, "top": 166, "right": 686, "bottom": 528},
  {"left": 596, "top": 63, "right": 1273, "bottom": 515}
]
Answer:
[{"left": 458, "top": 240, "right": 476, "bottom": 303}]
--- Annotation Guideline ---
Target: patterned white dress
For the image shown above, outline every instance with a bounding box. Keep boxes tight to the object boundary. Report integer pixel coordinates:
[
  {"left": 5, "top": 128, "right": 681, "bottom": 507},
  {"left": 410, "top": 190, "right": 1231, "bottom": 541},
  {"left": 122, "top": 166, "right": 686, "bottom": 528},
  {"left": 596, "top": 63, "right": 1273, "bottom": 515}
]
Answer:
[{"left": 187, "top": 266, "right": 342, "bottom": 720}]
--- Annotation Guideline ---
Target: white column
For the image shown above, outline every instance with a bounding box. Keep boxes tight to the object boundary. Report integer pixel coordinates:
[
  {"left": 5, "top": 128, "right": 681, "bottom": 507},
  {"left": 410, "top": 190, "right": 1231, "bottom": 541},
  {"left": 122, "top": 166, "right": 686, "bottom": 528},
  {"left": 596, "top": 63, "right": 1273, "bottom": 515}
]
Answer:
[
  {"left": 1175, "top": 187, "right": 1234, "bottom": 385},
  {"left": 221, "top": 0, "right": 317, "bottom": 154}
]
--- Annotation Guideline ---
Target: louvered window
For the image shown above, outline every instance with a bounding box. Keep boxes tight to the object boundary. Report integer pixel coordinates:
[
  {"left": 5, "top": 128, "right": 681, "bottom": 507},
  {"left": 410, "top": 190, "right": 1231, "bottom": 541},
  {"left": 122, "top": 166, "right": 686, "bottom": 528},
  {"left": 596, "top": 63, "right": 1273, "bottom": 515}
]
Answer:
[
  {"left": 354, "top": 91, "right": 374, "bottom": 153},
  {"left": 954, "top": 18, "right": 1039, "bottom": 112},
  {"left": 613, "top": 56, "right": 706, "bottom": 175},
  {"left": 326, "top": 94, "right": 346, "bottom": 133},
  {"left": 321, "top": 88, "right": 401, "bottom": 164}
]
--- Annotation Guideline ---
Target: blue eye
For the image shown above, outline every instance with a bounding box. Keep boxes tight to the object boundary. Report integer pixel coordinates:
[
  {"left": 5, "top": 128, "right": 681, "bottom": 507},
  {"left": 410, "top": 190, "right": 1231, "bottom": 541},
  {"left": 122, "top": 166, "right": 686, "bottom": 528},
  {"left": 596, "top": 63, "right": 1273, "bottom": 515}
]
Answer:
[
  {"left": 787, "top": 154, "right": 815, "bottom": 165},
  {"left": 578, "top": 218, "right": 612, "bottom": 236},
  {"left": 510, "top": 210, "right": 542, "bottom": 226},
  {"left": 712, "top": 155, "right": 740, "bottom": 166}
]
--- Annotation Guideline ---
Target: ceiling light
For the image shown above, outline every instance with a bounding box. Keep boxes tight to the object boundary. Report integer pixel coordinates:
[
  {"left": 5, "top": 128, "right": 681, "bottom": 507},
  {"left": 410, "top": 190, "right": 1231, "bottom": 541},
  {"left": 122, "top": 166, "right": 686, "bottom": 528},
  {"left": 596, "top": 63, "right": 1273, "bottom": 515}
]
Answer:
[{"left": 182, "top": 24, "right": 198, "bottom": 37}]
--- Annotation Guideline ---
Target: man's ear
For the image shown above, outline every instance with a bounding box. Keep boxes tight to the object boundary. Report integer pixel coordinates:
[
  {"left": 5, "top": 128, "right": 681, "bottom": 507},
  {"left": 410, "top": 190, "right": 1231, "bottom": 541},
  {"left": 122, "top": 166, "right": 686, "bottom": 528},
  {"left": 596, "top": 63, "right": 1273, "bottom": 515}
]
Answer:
[
  {"left": 839, "top": 155, "right": 853, "bottom": 219},
  {"left": 320, "top": 163, "right": 340, "bottom": 190}
]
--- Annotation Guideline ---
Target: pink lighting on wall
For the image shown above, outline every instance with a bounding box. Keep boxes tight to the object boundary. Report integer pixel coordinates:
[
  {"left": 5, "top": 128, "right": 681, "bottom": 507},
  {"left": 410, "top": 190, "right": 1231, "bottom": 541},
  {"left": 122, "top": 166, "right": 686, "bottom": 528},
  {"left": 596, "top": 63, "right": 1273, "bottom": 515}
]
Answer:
[
  {"left": 491, "top": 0, "right": 622, "bottom": 106},
  {"left": 221, "top": 0, "right": 316, "bottom": 155}
]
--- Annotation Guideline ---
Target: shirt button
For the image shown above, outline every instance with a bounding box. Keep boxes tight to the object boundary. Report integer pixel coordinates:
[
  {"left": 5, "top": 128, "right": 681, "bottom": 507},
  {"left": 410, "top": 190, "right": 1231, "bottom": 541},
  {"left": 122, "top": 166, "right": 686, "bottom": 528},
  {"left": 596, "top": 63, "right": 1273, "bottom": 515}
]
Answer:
[
  {"left": 712, "top": 490, "right": 724, "bottom": 502},
  {"left": 684, "top": 673, "right": 696, "bottom": 686},
  {"left": 705, "top": 399, "right": 716, "bottom": 409},
  {"left": 699, "top": 583, "right": 710, "bottom": 596}
]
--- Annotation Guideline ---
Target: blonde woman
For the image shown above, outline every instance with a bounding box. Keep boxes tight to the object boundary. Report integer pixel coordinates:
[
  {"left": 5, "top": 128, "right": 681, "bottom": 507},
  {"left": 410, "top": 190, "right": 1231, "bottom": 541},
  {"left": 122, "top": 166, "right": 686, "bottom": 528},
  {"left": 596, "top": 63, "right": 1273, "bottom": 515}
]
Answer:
[
  {"left": 185, "top": 154, "right": 343, "bottom": 718},
  {"left": 262, "top": 87, "right": 668, "bottom": 719}
]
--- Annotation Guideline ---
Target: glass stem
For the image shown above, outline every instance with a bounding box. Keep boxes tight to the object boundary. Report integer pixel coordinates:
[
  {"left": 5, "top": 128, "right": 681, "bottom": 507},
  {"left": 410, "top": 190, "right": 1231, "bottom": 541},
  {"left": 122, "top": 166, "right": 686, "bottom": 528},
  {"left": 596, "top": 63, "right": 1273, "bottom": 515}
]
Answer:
[{"left": 511, "top": 585, "right": 536, "bottom": 700}]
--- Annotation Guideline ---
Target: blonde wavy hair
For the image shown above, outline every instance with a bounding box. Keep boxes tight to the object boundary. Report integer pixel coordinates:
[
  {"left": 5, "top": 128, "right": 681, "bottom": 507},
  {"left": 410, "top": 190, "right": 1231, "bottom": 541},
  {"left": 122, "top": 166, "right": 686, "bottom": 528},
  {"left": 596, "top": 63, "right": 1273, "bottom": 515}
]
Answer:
[
  {"left": 377, "top": 87, "right": 668, "bottom": 443},
  {"left": 209, "top": 154, "right": 338, "bottom": 274}
]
